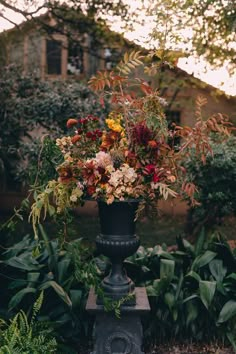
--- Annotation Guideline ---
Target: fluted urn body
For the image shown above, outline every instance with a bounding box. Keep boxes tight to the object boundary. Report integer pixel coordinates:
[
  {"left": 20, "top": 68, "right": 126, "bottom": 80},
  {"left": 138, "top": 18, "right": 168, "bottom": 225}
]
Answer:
[{"left": 96, "top": 200, "right": 140, "bottom": 303}]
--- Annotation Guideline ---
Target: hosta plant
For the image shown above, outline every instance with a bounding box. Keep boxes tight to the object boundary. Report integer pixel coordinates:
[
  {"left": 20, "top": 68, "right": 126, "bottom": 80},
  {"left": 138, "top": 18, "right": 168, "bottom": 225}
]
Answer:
[{"left": 126, "top": 229, "right": 236, "bottom": 350}]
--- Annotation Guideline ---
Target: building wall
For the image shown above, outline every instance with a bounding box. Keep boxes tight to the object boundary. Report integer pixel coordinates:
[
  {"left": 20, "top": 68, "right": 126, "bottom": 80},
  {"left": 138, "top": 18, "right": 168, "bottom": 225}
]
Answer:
[{"left": 27, "top": 33, "right": 43, "bottom": 76}]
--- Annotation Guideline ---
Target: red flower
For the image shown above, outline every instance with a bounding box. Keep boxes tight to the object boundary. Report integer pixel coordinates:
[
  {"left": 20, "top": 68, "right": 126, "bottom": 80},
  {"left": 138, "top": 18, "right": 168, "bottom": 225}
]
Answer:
[
  {"left": 86, "top": 129, "right": 103, "bottom": 140},
  {"left": 144, "top": 164, "right": 160, "bottom": 183},
  {"left": 131, "top": 121, "right": 153, "bottom": 145},
  {"left": 144, "top": 164, "right": 156, "bottom": 175},
  {"left": 87, "top": 186, "right": 96, "bottom": 195},
  {"left": 152, "top": 173, "right": 160, "bottom": 183}
]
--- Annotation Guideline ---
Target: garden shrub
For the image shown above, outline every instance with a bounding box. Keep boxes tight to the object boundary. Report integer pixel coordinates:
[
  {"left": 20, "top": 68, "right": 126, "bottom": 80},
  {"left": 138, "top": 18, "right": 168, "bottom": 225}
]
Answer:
[
  {"left": 184, "top": 135, "right": 236, "bottom": 235},
  {"left": 126, "top": 229, "right": 236, "bottom": 350},
  {"left": 1, "top": 224, "right": 235, "bottom": 351},
  {"left": 0, "top": 227, "right": 99, "bottom": 352},
  {"left": 0, "top": 65, "right": 108, "bottom": 190}
]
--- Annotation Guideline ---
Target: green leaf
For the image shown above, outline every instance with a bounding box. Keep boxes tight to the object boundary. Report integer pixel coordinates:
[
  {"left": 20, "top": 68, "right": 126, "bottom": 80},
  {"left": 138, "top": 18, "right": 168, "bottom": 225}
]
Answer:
[
  {"left": 164, "top": 292, "right": 175, "bottom": 310},
  {"left": 146, "top": 285, "right": 156, "bottom": 296},
  {"left": 48, "top": 204, "right": 56, "bottom": 216},
  {"left": 185, "top": 271, "right": 201, "bottom": 283},
  {"left": 9, "top": 288, "right": 37, "bottom": 309},
  {"left": 226, "top": 332, "right": 236, "bottom": 352},
  {"left": 194, "top": 227, "right": 206, "bottom": 256},
  {"left": 4, "top": 257, "right": 40, "bottom": 271},
  {"left": 27, "top": 272, "right": 40, "bottom": 283},
  {"left": 186, "top": 301, "right": 199, "bottom": 326},
  {"left": 39, "top": 281, "right": 72, "bottom": 307},
  {"left": 218, "top": 300, "right": 236, "bottom": 324},
  {"left": 192, "top": 251, "right": 217, "bottom": 271},
  {"left": 58, "top": 259, "right": 71, "bottom": 284},
  {"left": 70, "top": 289, "right": 82, "bottom": 308},
  {"left": 209, "top": 259, "right": 227, "bottom": 282},
  {"left": 160, "top": 259, "right": 175, "bottom": 281},
  {"left": 199, "top": 280, "right": 216, "bottom": 309},
  {"left": 183, "top": 294, "right": 199, "bottom": 303}
]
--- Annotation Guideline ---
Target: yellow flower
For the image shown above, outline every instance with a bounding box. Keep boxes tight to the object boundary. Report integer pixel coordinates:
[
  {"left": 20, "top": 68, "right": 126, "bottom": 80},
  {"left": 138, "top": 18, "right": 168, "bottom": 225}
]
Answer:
[{"left": 106, "top": 118, "right": 123, "bottom": 133}]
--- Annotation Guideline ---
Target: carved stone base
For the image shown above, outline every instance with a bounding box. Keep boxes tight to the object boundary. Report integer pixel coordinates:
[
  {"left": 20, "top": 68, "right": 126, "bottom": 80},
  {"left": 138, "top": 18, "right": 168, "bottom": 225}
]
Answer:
[{"left": 86, "top": 287, "right": 150, "bottom": 354}]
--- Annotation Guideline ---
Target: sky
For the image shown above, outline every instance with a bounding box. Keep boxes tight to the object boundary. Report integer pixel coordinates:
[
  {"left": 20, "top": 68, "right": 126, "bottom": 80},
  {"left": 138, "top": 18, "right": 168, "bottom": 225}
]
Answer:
[{"left": 0, "top": 2, "right": 235, "bottom": 96}]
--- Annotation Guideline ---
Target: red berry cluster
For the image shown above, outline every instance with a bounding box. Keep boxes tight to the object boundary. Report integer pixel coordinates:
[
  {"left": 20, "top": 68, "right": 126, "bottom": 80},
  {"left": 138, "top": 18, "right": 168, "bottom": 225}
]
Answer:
[{"left": 86, "top": 129, "right": 103, "bottom": 141}]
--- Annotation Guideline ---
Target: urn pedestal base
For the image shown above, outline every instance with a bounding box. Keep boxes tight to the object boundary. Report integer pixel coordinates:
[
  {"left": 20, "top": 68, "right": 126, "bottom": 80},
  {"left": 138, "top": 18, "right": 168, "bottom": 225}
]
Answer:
[{"left": 86, "top": 287, "right": 150, "bottom": 354}]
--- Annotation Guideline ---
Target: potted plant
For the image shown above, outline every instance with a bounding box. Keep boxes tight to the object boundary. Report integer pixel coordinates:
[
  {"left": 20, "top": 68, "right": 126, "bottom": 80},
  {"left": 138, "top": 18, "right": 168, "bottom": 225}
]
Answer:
[{"left": 30, "top": 51, "right": 232, "bottom": 301}]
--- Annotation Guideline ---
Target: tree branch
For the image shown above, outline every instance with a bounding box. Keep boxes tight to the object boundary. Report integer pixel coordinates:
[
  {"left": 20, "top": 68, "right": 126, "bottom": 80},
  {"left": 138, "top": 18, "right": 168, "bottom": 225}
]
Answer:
[{"left": 0, "top": 0, "right": 47, "bottom": 17}]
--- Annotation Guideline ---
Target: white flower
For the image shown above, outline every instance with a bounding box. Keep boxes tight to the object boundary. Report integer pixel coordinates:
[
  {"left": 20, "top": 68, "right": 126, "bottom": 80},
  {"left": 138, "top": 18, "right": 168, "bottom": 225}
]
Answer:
[
  {"left": 95, "top": 151, "right": 113, "bottom": 168},
  {"left": 70, "top": 195, "right": 78, "bottom": 202}
]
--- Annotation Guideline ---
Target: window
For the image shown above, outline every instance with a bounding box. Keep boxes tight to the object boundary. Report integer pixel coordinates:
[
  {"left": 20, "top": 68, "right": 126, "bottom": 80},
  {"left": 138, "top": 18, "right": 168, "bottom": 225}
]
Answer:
[
  {"left": 104, "top": 47, "right": 120, "bottom": 70},
  {"left": 46, "top": 40, "right": 62, "bottom": 75},
  {"left": 165, "top": 110, "right": 181, "bottom": 147},
  {"left": 67, "top": 43, "right": 84, "bottom": 75}
]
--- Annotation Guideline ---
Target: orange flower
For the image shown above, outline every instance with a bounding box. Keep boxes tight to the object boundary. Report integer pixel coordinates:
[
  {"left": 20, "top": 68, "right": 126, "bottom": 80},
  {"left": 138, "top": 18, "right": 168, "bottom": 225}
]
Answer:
[
  {"left": 71, "top": 135, "right": 81, "bottom": 144},
  {"left": 148, "top": 140, "right": 158, "bottom": 149},
  {"left": 101, "top": 131, "right": 120, "bottom": 150},
  {"left": 67, "top": 118, "right": 78, "bottom": 128}
]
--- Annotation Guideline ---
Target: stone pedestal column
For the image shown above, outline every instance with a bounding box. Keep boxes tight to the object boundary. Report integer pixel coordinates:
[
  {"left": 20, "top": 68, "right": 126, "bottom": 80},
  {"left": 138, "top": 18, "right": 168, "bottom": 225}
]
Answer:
[{"left": 86, "top": 287, "right": 150, "bottom": 354}]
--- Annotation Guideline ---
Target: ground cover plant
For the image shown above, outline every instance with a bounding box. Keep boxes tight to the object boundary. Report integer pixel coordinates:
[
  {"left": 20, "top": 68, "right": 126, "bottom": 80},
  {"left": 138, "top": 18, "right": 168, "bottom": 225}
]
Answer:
[
  {"left": 0, "top": 224, "right": 235, "bottom": 353},
  {"left": 0, "top": 292, "right": 57, "bottom": 353}
]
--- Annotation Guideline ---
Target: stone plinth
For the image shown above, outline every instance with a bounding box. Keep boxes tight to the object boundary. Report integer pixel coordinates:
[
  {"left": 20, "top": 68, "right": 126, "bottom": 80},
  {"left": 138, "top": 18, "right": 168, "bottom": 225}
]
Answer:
[{"left": 86, "top": 287, "right": 150, "bottom": 354}]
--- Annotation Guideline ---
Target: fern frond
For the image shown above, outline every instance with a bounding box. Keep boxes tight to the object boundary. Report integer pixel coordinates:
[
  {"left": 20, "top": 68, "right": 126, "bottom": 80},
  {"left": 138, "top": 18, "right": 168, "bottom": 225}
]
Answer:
[{"left": 30, "top": 291, "right": 44, "bottom": 327}]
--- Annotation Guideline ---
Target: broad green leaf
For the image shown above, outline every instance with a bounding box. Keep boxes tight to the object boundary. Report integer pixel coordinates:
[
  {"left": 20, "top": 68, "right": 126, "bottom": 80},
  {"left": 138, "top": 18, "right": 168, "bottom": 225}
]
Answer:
[
  {"left": 4, "top": 257, "right": 40, "bottom": 271},
  {"left": 9, "top": 288, "right": 37, "bottom": 309},
  {"left": 199, "top": 280, "right": 216, "bottom": 309},
  {"left": 146, "top": 285, "right": 156, "bottom": 296},
  {"left": 209, "top": 259, "right": 227, "bottom": 282},
  {"left": 172, "top": 308, "right": 178, "bottom": 321},
  {"left": 58, "top": 259, "right": 71, "bottom": 284},
  {"left": 70, "top": 289, "right": 83, "bottom": 308},
  {"left": 153, "top": 277, "right": 170, "bottom": 294},
  {"left": 218, "top": 300, "right": 236, "bottom": 323},
  {"left": 226, "top": 332, "right": 236, "bottom": 352},
  {"left": 225, "top": 273, "right": 236, "bottom": 282},
  {"left": 183, "top": 294, "right": 199, "bottom": 303},
  {"left": 27, "top": 272, "right": 40, "bottom": 283},
  {"left": 164, "top": 292, "right": 175, "bottom": 310},
  {"left": 186, "top": 301, "right": 199, "bottom": 326},
  {"left": 160, "top": 259, "right": 175, "bottom": 281},
  {"left": 192, "top": 251, "right": 217, "bottom": 271},
  {"left": 194, "top": 227, "right": 206, "bottom": 256},
  {"left": 185, "top": 271, "right": 201, "bottom": 283},
  {"left": 39, "top": 281, "right": 72, "bottom": 307}
]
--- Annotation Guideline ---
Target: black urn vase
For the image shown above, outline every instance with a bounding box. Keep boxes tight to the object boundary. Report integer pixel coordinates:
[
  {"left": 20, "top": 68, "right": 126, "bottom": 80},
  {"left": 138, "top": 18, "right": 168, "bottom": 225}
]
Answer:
[{"left": 96, "top": 200, "right": 140, "bottom": 303}]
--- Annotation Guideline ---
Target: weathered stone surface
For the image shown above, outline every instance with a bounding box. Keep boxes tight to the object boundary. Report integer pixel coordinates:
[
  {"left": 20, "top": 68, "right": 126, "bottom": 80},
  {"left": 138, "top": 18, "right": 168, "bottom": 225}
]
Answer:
[{"left": 86, "top": 287, "right": 150, "bottom": 354}]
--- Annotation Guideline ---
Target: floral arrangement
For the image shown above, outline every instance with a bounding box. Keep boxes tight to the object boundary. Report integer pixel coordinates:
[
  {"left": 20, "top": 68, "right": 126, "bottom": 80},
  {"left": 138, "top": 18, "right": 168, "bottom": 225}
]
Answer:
[{"left": 30, "top": 51, "right": 232, "bottom": 236}]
